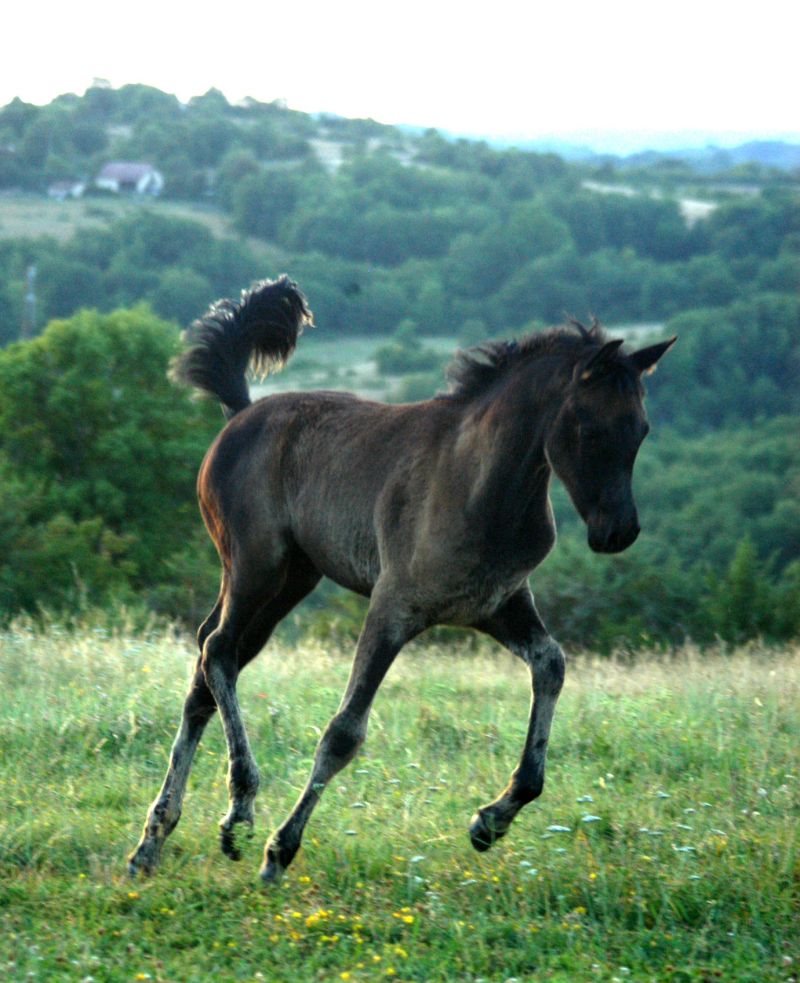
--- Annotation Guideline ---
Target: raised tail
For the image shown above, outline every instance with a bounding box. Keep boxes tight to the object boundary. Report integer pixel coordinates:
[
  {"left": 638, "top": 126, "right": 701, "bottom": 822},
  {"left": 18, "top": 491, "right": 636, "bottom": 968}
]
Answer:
[{"left": 171, "top": 275, "right": 313, "bottom": 419}]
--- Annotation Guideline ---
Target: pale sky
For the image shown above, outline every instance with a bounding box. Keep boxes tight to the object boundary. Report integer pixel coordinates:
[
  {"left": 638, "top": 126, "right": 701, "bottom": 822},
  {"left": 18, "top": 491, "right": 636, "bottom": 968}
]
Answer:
[{"left": 5, "top": 0, "right": 798, "bottom": 150}]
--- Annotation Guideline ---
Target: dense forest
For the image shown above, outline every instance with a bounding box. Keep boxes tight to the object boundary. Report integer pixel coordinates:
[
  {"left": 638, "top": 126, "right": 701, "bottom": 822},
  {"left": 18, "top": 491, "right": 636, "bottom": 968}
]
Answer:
[{"left": 0, "top": 83, "right": 797, "bottom": 648}]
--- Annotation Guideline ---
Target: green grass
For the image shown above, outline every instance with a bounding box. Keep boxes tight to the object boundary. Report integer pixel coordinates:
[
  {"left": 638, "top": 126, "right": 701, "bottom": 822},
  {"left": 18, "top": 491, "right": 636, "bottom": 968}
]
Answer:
[
  {"left": 1, "top": 626, "right": 798, "bottom": 981},
  {"left": 0, "top": 192, "right": 285, "bottom": 268},
  {"left": 0, "top": 194, "right": 223, "bottom": 242}
]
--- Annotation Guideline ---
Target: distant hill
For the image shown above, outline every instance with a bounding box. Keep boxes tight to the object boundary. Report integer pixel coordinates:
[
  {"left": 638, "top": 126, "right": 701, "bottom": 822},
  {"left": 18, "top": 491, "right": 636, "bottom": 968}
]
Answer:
[
  {"left": 478, "top": 135, "right": 800, "bottom": 172},
  {"left": 610, "top": 141, "right": 800, "bottom": 173}
]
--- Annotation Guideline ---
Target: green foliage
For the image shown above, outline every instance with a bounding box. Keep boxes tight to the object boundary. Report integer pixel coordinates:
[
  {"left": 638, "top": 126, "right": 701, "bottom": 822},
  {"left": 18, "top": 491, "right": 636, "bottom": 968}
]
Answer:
[
  {"left": 233, "top": 166, "right": 307, "bottom": 240},
  {"left": 1, "top": 84, "right": 798, "bottom": 343},
  {"left": 0, "top": 210, "right": 262, "bottom": 330},
  {"left": 0, "top": 307, "right": 219, "bottom": 619},
  {"left": 648, "top": 293, "right": 800, "bottom": 428},
  {"left": 705, "top": 191, "right": 800, "bottom": 259},
  {"left": 704, "top": 537, "right": 775, "bottom": 642},
  {"left": 0, "top": 85, "right": 798, "bottom": 646},
  {"left": 374, "top": 320, "right": 444, "bottom": 374},
  {"left": 632, "top": 418, "right": 800, "bottom": 570}
]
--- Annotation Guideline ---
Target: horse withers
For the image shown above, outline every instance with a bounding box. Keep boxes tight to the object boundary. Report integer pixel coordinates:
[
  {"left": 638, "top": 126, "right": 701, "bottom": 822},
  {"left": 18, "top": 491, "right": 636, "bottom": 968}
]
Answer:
[{"left": 128, "top": 276, "right": 675, "bottom": 882}]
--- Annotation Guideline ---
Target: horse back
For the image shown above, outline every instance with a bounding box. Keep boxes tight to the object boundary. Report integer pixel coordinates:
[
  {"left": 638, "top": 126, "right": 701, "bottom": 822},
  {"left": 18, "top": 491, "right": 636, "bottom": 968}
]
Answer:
[{"left": 198, "top": 390, "right": 456, "bottom": 595}]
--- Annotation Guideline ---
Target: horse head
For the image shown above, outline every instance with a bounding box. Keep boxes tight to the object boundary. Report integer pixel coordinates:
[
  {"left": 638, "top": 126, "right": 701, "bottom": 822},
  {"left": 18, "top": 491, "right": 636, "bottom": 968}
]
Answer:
[{"left": 546, "top": 336, "right": 676, "bottom": 554}]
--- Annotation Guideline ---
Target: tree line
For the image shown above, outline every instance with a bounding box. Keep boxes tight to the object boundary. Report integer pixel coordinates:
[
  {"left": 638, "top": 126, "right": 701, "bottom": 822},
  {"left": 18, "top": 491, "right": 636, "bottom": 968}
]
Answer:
[
  {"left": 1, "top": 84, "right": 797, "bottom": 342},
  {"left": 0, "top": 85, "right": 797, "bottom": 647},
  {"left": 0, "top": 298, "right": 795, "bottom": 648}
]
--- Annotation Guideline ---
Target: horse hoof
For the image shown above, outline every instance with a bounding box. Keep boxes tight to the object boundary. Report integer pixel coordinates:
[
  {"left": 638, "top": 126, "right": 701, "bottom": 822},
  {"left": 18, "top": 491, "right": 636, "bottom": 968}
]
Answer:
[
  {"left": 259, "top": 858, "right": 285, "bottom": 886},
  {"left": 220, "top": 828, "right": 242, "bottom": 861},
  {"left": 219, "top": 816, "right": 253, "bottom": 861},
  {"left": 127, "top": 840, "right": 160, "bottom": 877},
  {"left": 468, "top": 809, "right": 505, "bottom": 852}
]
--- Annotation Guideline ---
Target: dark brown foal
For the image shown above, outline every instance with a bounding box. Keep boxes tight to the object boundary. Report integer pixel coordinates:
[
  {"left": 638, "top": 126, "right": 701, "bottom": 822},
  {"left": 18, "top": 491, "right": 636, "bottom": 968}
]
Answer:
[{"left": 128, "top": 276, "right": 675, "bottom": 882}]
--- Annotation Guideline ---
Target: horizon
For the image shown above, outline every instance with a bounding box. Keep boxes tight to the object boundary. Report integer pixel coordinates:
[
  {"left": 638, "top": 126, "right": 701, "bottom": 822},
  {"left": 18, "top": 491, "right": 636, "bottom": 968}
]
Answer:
[
  {"left": 3, "top": 0, "right": 797, "bottom": 159},
  {"left": 4, "top": 82, "right": 799, "bottom": 159}
]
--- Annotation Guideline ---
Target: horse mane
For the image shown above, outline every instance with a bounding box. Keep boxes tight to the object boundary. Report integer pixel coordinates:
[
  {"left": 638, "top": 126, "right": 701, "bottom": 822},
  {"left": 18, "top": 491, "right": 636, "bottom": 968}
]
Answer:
[{"left": 444, "top": 319, "right": 609, "bottom": 400}]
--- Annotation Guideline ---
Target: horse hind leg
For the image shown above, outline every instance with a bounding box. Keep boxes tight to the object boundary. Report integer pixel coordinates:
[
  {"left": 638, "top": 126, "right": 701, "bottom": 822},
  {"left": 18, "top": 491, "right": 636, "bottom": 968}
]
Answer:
[
  {"left": 129, "top": 586, "right": 233, "bottom": 876},
  {"left": 128, "top": 643, "right": 219, "bottom": 876},
  {"left": 216, "top": 557, "right": 321, "bottom": 861},
  {"left": 127, "top": 575, "right": 250, "bottom": 876}
]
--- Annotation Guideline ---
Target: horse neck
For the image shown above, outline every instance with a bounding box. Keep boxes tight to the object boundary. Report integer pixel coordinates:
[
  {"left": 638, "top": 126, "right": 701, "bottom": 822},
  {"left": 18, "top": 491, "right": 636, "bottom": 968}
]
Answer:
[{"left": 457, "top": 356, "right": 570, "bottom": 518}]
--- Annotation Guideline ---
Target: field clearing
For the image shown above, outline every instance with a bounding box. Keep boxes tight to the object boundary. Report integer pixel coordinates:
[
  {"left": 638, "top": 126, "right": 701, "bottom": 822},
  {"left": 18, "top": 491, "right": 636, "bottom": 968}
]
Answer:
[
  {"left": 0, "top": 193, "right": 285, "bottom": 266},
  {"left": 0, "top": 193, "right": 228, "bottom": 242},
  {"left": 252, "top": 336, "right": 457, "bottom": 401},
  {"left": 1, "top": 628, "right": 798, "bottom": 982}
]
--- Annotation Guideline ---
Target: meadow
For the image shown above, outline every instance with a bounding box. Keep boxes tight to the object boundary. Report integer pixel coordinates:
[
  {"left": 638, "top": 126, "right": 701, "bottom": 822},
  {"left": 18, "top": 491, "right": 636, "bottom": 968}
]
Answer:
[
  {"left": 1, "top": 624, "right": 797, "bottom": 982},
  {"left": 0, "top": 194, "right": 236, "bottom": 245}
]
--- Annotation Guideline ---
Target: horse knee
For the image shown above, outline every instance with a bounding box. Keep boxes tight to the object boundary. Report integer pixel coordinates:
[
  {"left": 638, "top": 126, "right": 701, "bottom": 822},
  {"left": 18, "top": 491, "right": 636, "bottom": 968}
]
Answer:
[
  {"left": 322, "top": 714, "right": 365, "bottom": 766},
  {"left": 531, "top": 637, "right": 565, "bottom": 696},
  {"left": 546, "top": 645, "right": 565, "bottom": 693}
]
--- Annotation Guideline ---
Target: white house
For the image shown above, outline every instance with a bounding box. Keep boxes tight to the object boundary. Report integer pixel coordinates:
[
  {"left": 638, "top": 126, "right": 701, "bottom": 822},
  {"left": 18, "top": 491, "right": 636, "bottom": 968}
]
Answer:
[{"left": 95, "top": 162, "right": 164, "bottom": 195}]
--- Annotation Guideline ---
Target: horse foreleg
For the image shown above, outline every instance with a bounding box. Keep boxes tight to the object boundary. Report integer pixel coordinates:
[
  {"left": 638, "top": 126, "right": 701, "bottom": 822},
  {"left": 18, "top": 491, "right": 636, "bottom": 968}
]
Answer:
[
  {"left": 261, "top": 588, "right": 419, "bottom": 883},
  {"left": 469, "top": 588, "right": 565, "bottom": 851},
  {"left": 128, "top": 661, "right": 217, "bottom": 875}
]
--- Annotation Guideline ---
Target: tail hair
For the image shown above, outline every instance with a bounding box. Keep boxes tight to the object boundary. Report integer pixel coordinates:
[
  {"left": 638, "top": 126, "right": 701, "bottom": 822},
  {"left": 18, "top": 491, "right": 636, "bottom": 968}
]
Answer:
[{"left": 171, "top": 275, "right": 313, "bottom": 418}]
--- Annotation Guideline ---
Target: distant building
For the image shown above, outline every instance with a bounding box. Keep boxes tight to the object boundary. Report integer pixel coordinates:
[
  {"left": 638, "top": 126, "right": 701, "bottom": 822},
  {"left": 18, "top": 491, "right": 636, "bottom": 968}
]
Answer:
[
  {"left": 47, "top": 180, "right": 86, "bottom": 200},
  {"left": 95, "top": 162, "right": 164, "bottom": 195}
]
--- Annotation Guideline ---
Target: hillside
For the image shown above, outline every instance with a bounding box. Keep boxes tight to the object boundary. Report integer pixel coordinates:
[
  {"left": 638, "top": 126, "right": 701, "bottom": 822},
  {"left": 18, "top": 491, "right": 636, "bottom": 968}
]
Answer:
[
  {"left": 0, "top": 84, "right": 797, "bottom": 644},
  {"left": 1, "top": 84, "right": 797, "bottom": 343}
]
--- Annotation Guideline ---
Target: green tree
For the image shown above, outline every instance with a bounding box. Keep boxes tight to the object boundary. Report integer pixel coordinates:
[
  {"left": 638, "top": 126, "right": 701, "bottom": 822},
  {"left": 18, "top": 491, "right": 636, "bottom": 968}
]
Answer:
[
  {"left": 215, "top": 148, "right": 261, "bottom": 209},
  {"left": 151, "top": 267, "right": 213, "bottom": 326},
  {"left": 0, "top": 306, "right": 219, "bottom": 618},
  {"left": 704, "top": 537, "right": 775, "bottom": 642},
  {"left": 374, "top": 320, "right": 442, "bottom": 374},
  {"left": 233, "top": 167, "right": 304, "bottom": 241}
]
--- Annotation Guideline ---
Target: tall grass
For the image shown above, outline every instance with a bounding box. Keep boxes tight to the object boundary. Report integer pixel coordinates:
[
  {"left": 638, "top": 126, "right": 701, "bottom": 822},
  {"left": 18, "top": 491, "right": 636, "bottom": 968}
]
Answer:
[{"left": 1, "top": 624, "right": 797, "bottom": 981}]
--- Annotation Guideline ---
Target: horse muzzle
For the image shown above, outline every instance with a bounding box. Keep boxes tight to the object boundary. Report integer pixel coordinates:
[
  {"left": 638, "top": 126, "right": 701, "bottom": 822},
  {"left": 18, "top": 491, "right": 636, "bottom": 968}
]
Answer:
[{"left": 587, "top": 517, "right": 640, "bottom": 554}]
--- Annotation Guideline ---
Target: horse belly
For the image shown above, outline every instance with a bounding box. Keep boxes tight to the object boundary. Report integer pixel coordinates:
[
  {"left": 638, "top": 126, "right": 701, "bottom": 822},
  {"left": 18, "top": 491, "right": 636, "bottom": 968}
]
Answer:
[
  {"left": 298, "top": 524, "right": 380, "bottom": 597},
  {"left": 288, "top": 478, "right": 382, "bottom": 597}
]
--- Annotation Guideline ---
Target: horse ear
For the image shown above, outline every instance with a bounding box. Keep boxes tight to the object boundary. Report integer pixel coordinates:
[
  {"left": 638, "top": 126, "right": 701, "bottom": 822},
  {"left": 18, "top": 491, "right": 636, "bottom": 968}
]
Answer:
[
  {"left": 629, "top": 336, "right": 677, "bottom": 376},
  {"left": 579, "top": 339, "right": 624, "bottom": 382}
]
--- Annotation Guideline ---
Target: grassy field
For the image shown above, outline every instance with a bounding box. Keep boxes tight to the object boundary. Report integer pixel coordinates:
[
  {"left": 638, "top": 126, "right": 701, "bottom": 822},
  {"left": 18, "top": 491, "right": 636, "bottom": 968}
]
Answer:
[
  {"left": 0, "top": 192, "right": 284, "bottom": 268},
  {"left": 0, "top": 194, "right": 230, "bottom": 243},
  {"left": 1, "top": 626, "right": 797, "bottom": 982}
]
